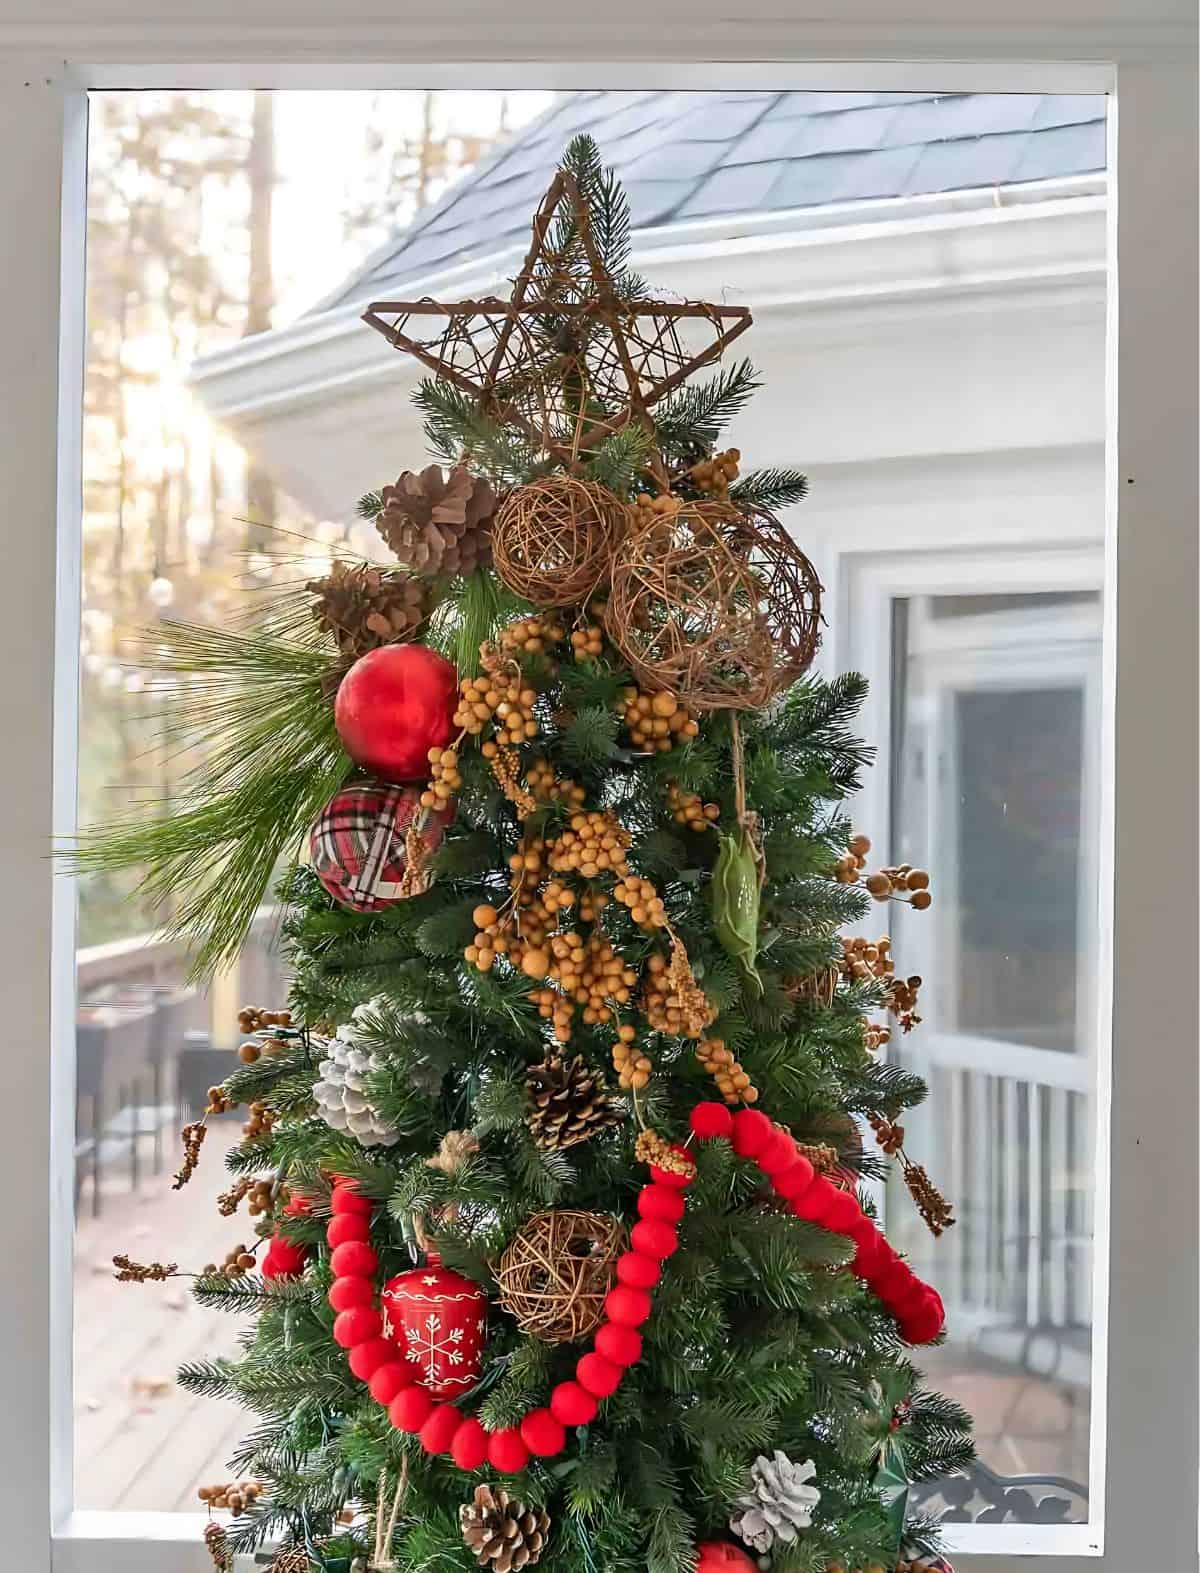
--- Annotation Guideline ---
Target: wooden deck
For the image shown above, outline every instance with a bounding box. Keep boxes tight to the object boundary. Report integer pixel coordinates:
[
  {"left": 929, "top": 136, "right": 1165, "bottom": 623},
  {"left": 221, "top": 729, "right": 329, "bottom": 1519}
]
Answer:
[{"left": 74, "top": 1120, "right": 250, "bottom": 1512}]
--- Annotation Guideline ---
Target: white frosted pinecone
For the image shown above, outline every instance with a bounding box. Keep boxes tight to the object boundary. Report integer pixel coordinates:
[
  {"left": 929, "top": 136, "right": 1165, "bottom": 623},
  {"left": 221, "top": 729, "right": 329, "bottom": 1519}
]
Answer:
[
  {"left": 312, "top": 1031, "right": 399, "bottom": 1148},
  {"left": 730, "top": 1451, "right": 821, "bottom": 1554}
]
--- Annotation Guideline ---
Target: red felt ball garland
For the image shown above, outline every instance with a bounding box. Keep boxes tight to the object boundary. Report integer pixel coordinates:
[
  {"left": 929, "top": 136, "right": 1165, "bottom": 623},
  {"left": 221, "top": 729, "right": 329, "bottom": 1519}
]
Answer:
[{"left": 322, "top": 1105, "right": 944, "bottom": 1472}]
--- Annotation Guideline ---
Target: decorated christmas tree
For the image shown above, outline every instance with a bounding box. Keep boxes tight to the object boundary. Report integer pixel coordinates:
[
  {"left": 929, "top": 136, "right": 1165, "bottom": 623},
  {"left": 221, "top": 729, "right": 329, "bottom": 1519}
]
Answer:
[{"left": 88, "top": 138, "right": 971, "bottom": 1573}]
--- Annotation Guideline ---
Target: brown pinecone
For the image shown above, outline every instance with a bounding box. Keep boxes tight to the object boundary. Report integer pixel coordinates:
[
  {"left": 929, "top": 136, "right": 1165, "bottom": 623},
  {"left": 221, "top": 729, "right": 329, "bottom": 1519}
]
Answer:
[
  {"left": 460, "top": 1484, "right": 550, "bottom": 1571},
  {"left": 308, "top": 560, "right": 428, "bottom": 657},
  {"left": 525, "top": 1054, "right": 623, "bottom": 1152},
  {"left": 202, "top": 1522, "right": 228, "bottom": 1571},
  {"left": 268, "top": 1550, "right": 312, "bottom": 1573},
  {"left": 377, "top": 463, "right": 496, "bottom": 576}
]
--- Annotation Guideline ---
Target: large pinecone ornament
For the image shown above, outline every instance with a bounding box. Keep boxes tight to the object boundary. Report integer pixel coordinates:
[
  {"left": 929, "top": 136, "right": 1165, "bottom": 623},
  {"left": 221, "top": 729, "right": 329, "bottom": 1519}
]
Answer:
[
  {"left": 308, "top": 560, "right": 428, "bottom": 657},
  {"left": 729, "top": 1451, "right": 821, "bottom": 1553},
  {"left": 377, "top": 463, "right": 496, "bottom": 576},
  {"left": 460, "top": 1484, "right": 550, "bottom": 1571},
  {"left": 312, "top": 1032, "right": 399, "bottom": 1148},
  {"left": 525, "top": 1053, "right": 623, "bottom": 1151}
]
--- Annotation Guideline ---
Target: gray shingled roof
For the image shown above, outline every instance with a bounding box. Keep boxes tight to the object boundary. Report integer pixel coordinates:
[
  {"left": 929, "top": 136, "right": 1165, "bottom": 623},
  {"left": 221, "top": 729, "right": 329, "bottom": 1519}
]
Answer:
[{"left": 320, "top": 91, "right": 1106, "bottom": 313}]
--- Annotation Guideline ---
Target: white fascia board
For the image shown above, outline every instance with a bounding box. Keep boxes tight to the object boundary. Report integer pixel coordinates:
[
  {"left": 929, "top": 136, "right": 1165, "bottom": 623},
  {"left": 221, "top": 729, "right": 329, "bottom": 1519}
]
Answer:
[{"left": 191, "top": 178, "right": 1106, "bottom": 430}]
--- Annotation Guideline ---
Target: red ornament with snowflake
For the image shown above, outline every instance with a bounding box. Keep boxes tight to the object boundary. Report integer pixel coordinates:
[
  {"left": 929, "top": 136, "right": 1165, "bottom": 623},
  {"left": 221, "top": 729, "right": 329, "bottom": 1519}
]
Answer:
[{"left": 381, "top": 1254, "right": 487, "bottom": 1400}]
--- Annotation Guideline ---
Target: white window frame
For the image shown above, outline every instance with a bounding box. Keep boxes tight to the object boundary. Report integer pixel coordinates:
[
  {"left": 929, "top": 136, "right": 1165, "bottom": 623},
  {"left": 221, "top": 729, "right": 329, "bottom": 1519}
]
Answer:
[{"left": 0, "top": 31, "right": 1194, "bottom": 1573}]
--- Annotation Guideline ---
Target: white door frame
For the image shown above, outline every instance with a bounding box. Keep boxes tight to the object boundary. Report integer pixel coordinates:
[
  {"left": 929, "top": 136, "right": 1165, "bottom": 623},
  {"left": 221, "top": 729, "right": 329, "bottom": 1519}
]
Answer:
[{"left": 0, "top": 36, "right": 1194, "bottom": 1573}]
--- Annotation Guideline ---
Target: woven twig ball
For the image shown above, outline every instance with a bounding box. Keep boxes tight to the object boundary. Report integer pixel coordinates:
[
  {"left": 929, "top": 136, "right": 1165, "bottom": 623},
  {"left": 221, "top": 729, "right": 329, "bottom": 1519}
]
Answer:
[
  {"left": 492, "top": 476, "right": 629, "bottom": 608},
  {"left": 605, "top": 499, "right": 821, "bottom": 711},
  {"left": 495, "top": 1209, "right": 624, "bottom": 1344}
]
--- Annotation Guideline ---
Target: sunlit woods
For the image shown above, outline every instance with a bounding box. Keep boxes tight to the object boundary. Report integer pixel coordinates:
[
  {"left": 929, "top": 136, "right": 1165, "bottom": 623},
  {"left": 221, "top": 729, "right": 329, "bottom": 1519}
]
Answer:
[{"left": 79, "top": 90, "right": 537, "bottom": 943}]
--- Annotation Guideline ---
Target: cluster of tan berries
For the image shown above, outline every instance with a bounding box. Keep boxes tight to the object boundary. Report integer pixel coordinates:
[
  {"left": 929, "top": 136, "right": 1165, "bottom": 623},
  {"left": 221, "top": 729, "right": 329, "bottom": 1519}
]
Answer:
[
  {"left": 687, "top": 446, "right": 741, "bottom": 497},
  {"left": 613, "top": 1023, "right": 653, "bottom": 1091},
  {"left": 620, "top": 686, "right": 700, "bottom": 752},
  {"left": 696, "top": 1036, "right": 759, "bottom": 1105},
  {"left": 668, "top": 782, "right": 719, "bottom": 830},
  {"left": 202, "top": 1243, "right": 259, "bottom": 1280},
  {"left": 549, "top": 810, "right": 632, "bottom": 880},
  {"left": 237, "top": 1005, "right": 292, "bottom": 1035},
  {"left": 421, "top": 745, "right": 462, "bottom": 812},
  {"left": 833, "top": 833, "right": 873, "bottom": 884},
  {"left": 525, "top": 757, "right": 586, "bottom": 810},
  {"left": 217, "top": 1176, "right": 278, "bottom": 1218},
  {"left": 633, "top": 490, "right": 683, "bottom": 529},
  {"left": 868, "top": 863, "right": 931, "bottom": 909},
  {"left": 198, "top": 1479, "right": 264, "bottom": 1514},
  {"left": 499, "top": 614, "right": 565, "bottom": 660},
  {"left": 841, "top": 935, "right": 923, "bottom": 1033},
  {"left": 641, "top": 946, "right": 717, "bottom": 1039},
  {"left": 243, "top": 1100, "right": 275, "bottom": 1141},
  {"left": 569, "top": 624, "right": 604, "bottom": 661},
  {"left": 613, "top": 872, "right": 667, "bottom": 930}
]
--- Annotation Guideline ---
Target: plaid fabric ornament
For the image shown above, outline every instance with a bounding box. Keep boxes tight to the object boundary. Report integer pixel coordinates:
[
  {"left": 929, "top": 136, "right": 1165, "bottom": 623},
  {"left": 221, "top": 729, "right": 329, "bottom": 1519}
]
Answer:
[{"left": 309, "top": 780, "right": 453, "bottom": 912}]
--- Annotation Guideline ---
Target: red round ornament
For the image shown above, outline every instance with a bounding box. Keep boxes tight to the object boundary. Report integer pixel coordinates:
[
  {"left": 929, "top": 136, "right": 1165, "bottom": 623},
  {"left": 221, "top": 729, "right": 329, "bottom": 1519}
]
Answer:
[
  {"left": 730, "top": 1108, "right": 773, "bottom": 1157},
  {"left": 605, "top": 1285, "right": 653, "bottom": 1327},
  {"left": 334, "top": 644, "right": 458, "bottom": 782},
  {"left": 326, "top": 1213, "right": 371, "bottom": 1248},
  {"left": 328, "top": 1275, "right": 375, "bottom": 1312},
  {"left": 649, "top": 1146, "right": 696, "bottom": 1189},
  {"left": 520, "top": 1408, "right": 566, "bottom": 1458},
  {"left": 576, "top": 1352, "right": 623, "bottom": 1398},
  {"left": 690, "top": 1102, "right": 734, "bottom": 1141},
  {"left": 390, "top": 1385, "right": 434, "bottom": 1433},
  {"left": 451, "top": 1417, "right": 490, "bottom": 1471},
  {"left": 695, "top": 1541, "right": 759, "bottom": 1573},
  {"left": 331, "top": 1241, "right": 378, "bottom": 1278},
  {"left": 382, "top": 1253, "right": 487, "bottom": 1400},
  {"left": 261, "top": 1236, "right": 308, "bottom": 1280},
  {"left": 772, "top": 1156, "right": 815, "bottom": 1202},
  {"left": 638, "top": 1186, "right": 686, "bottom": 1224},
  {"left": 330, "top": 1183, "right": 374, "bottom": 1216},
  {"left": 369, "top": 1362, "right": 415, "bottom": 1406},
  {"left": 595, "top": 1323, "right": 642, "bottom": 1367},
  {"left": 488, "top": 1427, "right": 531, "bottom": 1474},
  {"left": 420, "top": 1403, "right": 466, "bottom": 1456},
  {"left": 550, "top": 1381, "right": 598, "bottom": 1427},
  {"left": 348, "top": 1337, "right": 393, "bottom": 1382},
  {"left": 630, "top": 1218, "right": 678, "bottom": 1260},
  {"left": 616, "top": 1252, "right": 661, "bottom": 1291},
  {"left": 756, "top": 1127, "right": 798, "bottom": 1176},
  {"left": 310, "top": 779, "right": 455, "bottom": 912},
  {"left": 899, "top": 1289, "right": 945, "bottom": 1345},
  {"left": 334, "top": 1306, "right": 383, "bottom": 1349}
]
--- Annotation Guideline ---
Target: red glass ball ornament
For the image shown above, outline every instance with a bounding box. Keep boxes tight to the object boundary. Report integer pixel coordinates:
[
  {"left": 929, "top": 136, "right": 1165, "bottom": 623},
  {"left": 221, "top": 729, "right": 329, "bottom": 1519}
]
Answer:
[
  {"left": 488, "top": 1427, "right": 531, "bottom": 1474},
  {"left": 605, "top": 1285, "right": 653, "bottom": 1327},
  {"left": 334, "top": 644, "right": 458, "bottom": 782},
  {"left": 451, "top": 1417, "right": 490, "bottom": 1471},
  {"left": 328, "top": 1275, "right": 375, "bottom": 1312},
  {"left": 638, "top": 1185, "right": 686, "bottom": 1224},
  {"left": 310, "top": 779, "right": 455, "bottom": 912},
  {"left": 576, "top": 1352, "right": 623, "bottom": 1399},
  {"left": 690, "top": 1102, "right": 734, "bottom": 1141},
  {"left": 420, "top": 1403, "right": 466, "bottom": 1456},
  {"left": 730, "top": 1108, "right": 773, "bottom": 1157},
  {"left": 696, "top": 1541, "right": 759, "bottom": 1573},
  {"left": 382, "top": 1254, "right": 487, "bottom": 1400},
  {"left": 334, "top": 1306, "right": 383, "bottom": 1349},
  {"left": 616, "top": 1252, "right": 661, "bottom": 1291},
  {"left": 551, "top": 1380, "right": 599, "bottom": 1427},
  {"left": 520, "top": 1408, "right": 566, "bottom": 1458},
  {"left": 369, "top": 1362, "right": 415, "bottom": 1406},
  {"left": 389, "top": 1385, "right": 434, "bottom": 1433},
  {"left": 326, "top": 1213, "right": 371, "bottom": 1248},
  {"left": 595, "top": 1323, "right": 642, "bottom": 1367},
  {"left": 349, "top": 1337, "right": 394, "bottom": 1382},
  {"left": 630, "top": 1218, "right": 678, "bottom": 1260}
]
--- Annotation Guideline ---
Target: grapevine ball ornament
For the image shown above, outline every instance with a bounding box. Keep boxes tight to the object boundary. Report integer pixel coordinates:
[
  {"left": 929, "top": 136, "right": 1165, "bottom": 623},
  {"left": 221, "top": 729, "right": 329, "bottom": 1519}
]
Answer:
[
  {"left": 333, "top": 642, "right": 458, "bottom": 781},
  {"left": 605, "top": 499, "right": 822, "bottom": 711},
  {"left": 322, "top": 1107, "right": 944, "bottom": 1476},
  {"left": 381, "top": 1254, "right": 488, "bottom": 1399},
  {"left": 309, "top": 779, "right": 454, "bottom": 912},
  {"left": 495, "top": 1210, "right": 624, "bottom": 1345},
  {"left": 491, "top": 476, "right": 630, "bottom": 608}
]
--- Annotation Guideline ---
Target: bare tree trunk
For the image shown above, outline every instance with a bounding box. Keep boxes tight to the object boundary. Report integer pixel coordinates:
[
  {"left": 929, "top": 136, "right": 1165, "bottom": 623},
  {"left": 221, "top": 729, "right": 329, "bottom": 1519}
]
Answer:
[{"left": 244, "top": 91, "right": 276, "bottom": 548}]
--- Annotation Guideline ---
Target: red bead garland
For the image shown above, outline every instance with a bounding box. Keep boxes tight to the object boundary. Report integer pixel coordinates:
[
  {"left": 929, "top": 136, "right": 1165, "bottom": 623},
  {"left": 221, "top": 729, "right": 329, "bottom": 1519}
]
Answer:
[{"left": 323, "top": 1103, "right": 945, "bottom": 1475}]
